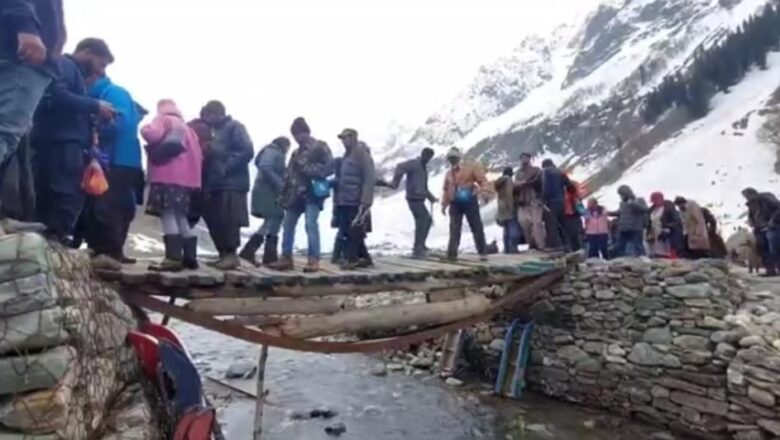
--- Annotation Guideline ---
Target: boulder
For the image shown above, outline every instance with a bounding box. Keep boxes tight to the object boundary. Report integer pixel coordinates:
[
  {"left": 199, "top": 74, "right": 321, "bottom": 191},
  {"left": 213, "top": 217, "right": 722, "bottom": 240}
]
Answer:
[
  {"left": 666, "top": 284, "right": 711, "bottom": 299},
  {"left": 0, "top": 374, "right": 72, "bottom": 434},
  {"left": 757, "top": 419, "right": 780, "bottom": 436},
  {"left": 643, "top": 327, "right": 673, "bottom": 345},
  {"left": 0, "top": 307, "right": 67, "bottom": 355},
  {"left": 669, "top": 391, "right": 729, "bottom": 416},
  {"left": 628, "top": 343, "right": 681, "bottom": 368},
  {"left": 556, "top": 346, "right": 589, "bottom": 364},
  {"left": 673, "top": 335, "right": 711, "bottom": 351},
  {"left": 595, "top": 290, "right": 616, "bottom": 300},
  {"left": 740, "top": 336, "right": 764, "bottom": 348},
  {"left": 0, "top": 346, "right": 74, "bottom": 395},
  {"left": 748, "top": 386, "right": 775, "bottom": 407}
]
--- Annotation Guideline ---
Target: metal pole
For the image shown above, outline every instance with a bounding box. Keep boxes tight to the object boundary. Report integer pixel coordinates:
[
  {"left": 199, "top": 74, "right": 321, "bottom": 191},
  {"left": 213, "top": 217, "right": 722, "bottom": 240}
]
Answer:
[{"left": 253, "top": 345, "right": 269, "bottom": 440}]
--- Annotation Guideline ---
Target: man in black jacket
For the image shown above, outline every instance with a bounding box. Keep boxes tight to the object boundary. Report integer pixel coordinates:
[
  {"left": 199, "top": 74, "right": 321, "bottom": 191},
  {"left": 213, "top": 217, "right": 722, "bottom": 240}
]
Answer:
[
  {"left": 743, "top": 187, "right": 780, "bottom": 276},
  {"left": 0, "top": 0, "right": 66, "bottom": 234},
  {"left": 389, "top": 147, "right": 437, "bottom": 258},
  {"left": 201, "top": 100, "right": 254, "bottom": 270},
  {"left": 31, "top": 38, "right": 115, "bottom": 243}
]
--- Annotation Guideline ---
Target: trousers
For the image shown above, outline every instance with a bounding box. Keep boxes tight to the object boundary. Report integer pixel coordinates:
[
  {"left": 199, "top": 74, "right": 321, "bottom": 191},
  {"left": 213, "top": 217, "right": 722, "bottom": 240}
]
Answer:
[
  {"left": 32, "top": 141, "right": 86, "bottom": 238},
  {"left": 407, "top": 200, "right": 432, "bottom": 253},
  {"left": 447, "top": 197, "right": 487, "bottom": 257},
  {"left": 85, "top": 166, "right": 140, "bottom": 257}
]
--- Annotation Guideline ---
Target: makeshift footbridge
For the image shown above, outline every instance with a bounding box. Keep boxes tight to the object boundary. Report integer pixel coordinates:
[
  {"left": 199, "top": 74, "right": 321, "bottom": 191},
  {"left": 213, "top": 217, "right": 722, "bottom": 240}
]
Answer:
[{"left": 99, "top": 252, "right": 579, "bottom": 354}]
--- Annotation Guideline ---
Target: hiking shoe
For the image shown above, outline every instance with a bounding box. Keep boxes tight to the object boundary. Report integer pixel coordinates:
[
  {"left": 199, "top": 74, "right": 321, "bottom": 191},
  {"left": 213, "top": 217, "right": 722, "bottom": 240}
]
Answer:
[
  {"left": 119, "top": 254, "right": 137, "bottom": 264},
  {"left": 340, "top": 261, "right": 359, "bottom": 271},
  {"left": 303, "top": 258, "right": 320, "bottom": 273},
  {"left": 214, "top": 253, "right": 240, "bottom": 271},
  {"left": 261, "top": 236, "right": 279, "bottom": 265},
  {"left": 92, "top": 254, "right": 122, "bottom": 271},
  {"left": 268, "top": 257, "right": 294, "bottom": 271}
]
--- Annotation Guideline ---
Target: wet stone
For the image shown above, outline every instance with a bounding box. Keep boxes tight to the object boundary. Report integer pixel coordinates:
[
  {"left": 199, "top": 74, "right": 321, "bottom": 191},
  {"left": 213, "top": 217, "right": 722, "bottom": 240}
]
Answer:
[
  {"left": 628, "top": 343, "right": 681, "bottom": 368},
  {"left": 643, "top": 327, "right": 672, "bottom": 345},
  {"left": 666, "top": 283, "right": 711, "bottom": 299},
  {"left": 669, "top": 391, "right": 729, "bottom": 416},
  {"left": 557, "top": 346, "right": 589, "bottom": 363},
  {"left": 595, "top": 290, "right": 616, "bottom": 300},
  {"left": 673, "top": 335, "right": 711, "bottom": 351},
  {"left": 684, "top": 272, "right": 710, "bottom": 284},
  {"left": 740, "top": 336, "right": 764, "bottom": 348},
  {"left": 747, "top": 386, "right": 775, "bottom": 407},
  {"left": 715, "top": 343, "right": 736, "bottom": 360}
]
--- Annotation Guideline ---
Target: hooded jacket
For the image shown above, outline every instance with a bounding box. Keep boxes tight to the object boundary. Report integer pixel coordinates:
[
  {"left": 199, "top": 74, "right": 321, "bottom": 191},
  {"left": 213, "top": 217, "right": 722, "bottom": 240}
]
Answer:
[
  {"left": 140, "top": 100, "right": 203, "bottom": 189},
  {"left": 89, "top": 77, "right": 142, "bottom": 170},
  {"left": 281, "top": 137, "right": 334, "bottom": 208},
  {"left": 336, "top": 142, "right": 375, "bottom": 207},
  {"left": 0, "top": 0, "right": 66, "bottom": 73},
  {"left": 251, "top": 141, "right": 287, "bottom": 219},
  {"left": 615, "top": 186, "right": 648, "bottom": 233}
]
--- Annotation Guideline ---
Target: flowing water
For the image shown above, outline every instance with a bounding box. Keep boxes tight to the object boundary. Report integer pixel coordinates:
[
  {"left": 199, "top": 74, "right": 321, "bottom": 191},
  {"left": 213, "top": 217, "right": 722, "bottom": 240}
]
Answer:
[{"left": 170, "top": 321, "right": 666, "bottom": 440}]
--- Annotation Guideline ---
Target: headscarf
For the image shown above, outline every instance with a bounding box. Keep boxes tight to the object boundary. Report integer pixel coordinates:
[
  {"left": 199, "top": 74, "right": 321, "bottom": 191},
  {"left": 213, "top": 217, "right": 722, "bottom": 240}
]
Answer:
[{"left": 650, "top": 191, "right": 665, "bottom": 207}]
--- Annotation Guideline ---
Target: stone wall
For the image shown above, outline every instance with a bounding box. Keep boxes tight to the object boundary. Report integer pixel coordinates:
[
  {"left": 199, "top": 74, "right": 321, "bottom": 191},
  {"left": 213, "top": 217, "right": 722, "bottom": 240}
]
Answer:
[
  {"left": 0, "top": 233, "right": 155, "bottom": 440},
  {"left": 471, "top": 258, "right": 780, "bottom": 440}
]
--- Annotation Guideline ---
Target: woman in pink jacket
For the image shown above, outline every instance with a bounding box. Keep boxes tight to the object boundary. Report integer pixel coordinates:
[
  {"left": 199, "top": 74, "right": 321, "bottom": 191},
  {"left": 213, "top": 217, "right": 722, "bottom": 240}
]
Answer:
[
  {"left": 584, "top": 198, "right": 610, "bottom": 259},
  {"left": 141, "top": 99, "right": 203, "bottom": 272}
]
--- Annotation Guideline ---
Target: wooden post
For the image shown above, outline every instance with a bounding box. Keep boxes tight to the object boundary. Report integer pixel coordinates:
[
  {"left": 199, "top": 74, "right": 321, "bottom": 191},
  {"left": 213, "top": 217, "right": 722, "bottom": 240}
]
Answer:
[{"left": 253, "top": 345, "right": 269, "bottom": 440}]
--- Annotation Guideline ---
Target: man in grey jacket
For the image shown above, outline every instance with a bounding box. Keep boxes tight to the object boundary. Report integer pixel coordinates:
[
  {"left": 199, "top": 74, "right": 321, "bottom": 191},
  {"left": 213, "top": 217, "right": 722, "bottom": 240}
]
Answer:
[
  {"left": 390, "top": 148, "right": 437, "bottom": 258},
  {"left": 335, "top": 129, "right": 375, "bottom": 269},
  {"left": 611, "top": 185, "right": 648, "bottom": 257}
]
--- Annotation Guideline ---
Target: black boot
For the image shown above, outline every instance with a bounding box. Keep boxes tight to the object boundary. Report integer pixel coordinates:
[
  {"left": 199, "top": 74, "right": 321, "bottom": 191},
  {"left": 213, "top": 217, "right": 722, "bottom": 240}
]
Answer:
[
  {"left": 262, "top": 235, "right": 279, "bottom": 265},
  {"left": 239, "top": 234, "right": 264, "bottom": 266},
  {"left": 183, "top": 237, "right": 199, "bottom": 270},
  {"left": 150, "top": 235, "right": 183, "bottom": 272}
]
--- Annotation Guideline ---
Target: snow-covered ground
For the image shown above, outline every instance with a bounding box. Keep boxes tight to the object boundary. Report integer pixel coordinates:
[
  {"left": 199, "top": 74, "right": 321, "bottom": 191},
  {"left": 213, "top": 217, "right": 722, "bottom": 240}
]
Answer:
[{"left": 596, "top": 52, "right": 780, "bottom": 236}]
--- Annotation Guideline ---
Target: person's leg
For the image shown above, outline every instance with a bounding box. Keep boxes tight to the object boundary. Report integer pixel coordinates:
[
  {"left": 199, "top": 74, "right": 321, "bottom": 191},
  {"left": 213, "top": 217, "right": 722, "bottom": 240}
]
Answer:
[
  {"left": 262, "top": 215, "right": 283, "bottom": 265},
  {"left": 281, "top": 208, "right": 301, "bottom": 258},
  {"left": 408, "top": 200, "right": 429, "bottom": 256},
  {"left": 175, "top": 209, "right": 199, "bottom": 269},
  {"left": 598, "top": 235, "right": 610, "bottom": 259},
  {"left": 150, "top": 209, "right": 184, "bottom": 272},
  {"left": 304, "top": 202, "right": 322, "bottom": 261},
  {"left": 517, "top": 207, "right": 535, "bottom": 249},
  {"left": 239, "top": 218, "right": 266, "bottom": 265},
  {"left": 463, "top": 197, "right": 487, "bottom": 256},
  {"left": 586, "top": 235, "right": 599, "bottom": 258},
  {"left": 339, "top": 206, "right": 360, "bottom": 267},
  {"left": 202, "top": 192, "right": 225, "bottom": 256},
  {"left": 0, "top": 63, "right": 50, "bottom": 221},
  {"left": 41, "top": 142, "right": 86, "bottom": 240},
  {"left": 447, "top": 204, "right": 464, "bottom": 259}
]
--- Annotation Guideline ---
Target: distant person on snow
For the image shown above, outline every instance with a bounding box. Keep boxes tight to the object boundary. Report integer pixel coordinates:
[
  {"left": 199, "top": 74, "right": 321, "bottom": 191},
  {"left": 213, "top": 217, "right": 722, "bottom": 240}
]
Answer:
[
  {"left": 742, "top": 188, "right": 780, "bottom": 276},
  {"left": 646, "top": 192, "right": 683, "bottom": 259},
  {"left": 270, "top": 117, "right": 334, "bottom": 273},
  {"left": 514, "top": 152, "right": 545, "bottom": 250},
  {"left": 673, "top": 196, "right": 711, "bottom": 260},
  {"left": 240, "top": 137, "right": 291, "bottom": 266},
  {"left": 441, "top": 147, "right": 490, "bottom": 262},
  {"left": 609, "top": 185, "right": 648, "bottom": 257},
  {"left": 389, "top": 147, "right": 438, "bottom": 258},
  {"left": 200, "top": 100, "right": 254, "bottom": 270},
  {"left": 334, "top": 129, "right": 375, "bottom": 270},
  {"left": 584, "top": 198, "right": 609, "bottom": 259},
  {"left": 140, "top": 99, "right": 203, "bottom": 272},
  {"left": 540, "top": 159, "right": 575, "bottom": 251},
  {"left": 494, "top": 167, "right": 521, "bottom": 254}
]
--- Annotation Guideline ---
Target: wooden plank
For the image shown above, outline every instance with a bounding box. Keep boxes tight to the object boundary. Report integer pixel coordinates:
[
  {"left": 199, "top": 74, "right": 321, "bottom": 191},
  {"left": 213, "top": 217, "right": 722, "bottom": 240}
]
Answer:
[
  {"left": 160, "top": 271, "right": 190, "bottom": 288},
  {"left": 187, "top": 297, "right": 348, "bottom": 316},
  {"left": 265, "top": 295, "right": 493, "bottom": 339},
  {"left": 389, "top": 256, "right": 479, "bottom": 277},
  {"left": 291, "top": 256, "right": 343, "bottom": 285},
  {"left": 243, "top": 265, "right": 304, "bottom": 286},
  {"left": 224, "top": 316, "right": 285, "bottom": 327}
]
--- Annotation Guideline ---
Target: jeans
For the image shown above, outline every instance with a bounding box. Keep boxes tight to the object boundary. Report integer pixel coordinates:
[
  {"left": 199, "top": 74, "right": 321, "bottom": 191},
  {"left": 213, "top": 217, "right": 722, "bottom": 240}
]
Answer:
[
  {"left": 502, "top": 219, "right": 521, "bottom": 254},
  {"left": 447, "top": 197, "right": 487, "bottom": 257},
  {"left": 256, "top": 216, "right": 283, "bottom": 237},
  {"left": 32, "top": 141, "right": 85, "bottom": 238},
  {"left": 281, "top": 202, "right": 321, "bottom": 259},
  {"left": 587, "top": 234, "right": 609, "bottom": 259},
  {"left": 408, "top": 200, "right": 432, "bottom": 254},
  {"left": 615, "top": 230, "right": 646, "bottom": 257},
  {"left": 0, "top": 62, "right": 50, "bottom": 213},
  {"left": 763, "top": 228, "right": 780, "bottom": 273}
]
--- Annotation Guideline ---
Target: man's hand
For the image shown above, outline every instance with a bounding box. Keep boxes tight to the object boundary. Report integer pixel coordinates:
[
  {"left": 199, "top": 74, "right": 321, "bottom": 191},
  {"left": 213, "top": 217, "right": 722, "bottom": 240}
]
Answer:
[
  {"left": 97, "top": 101, "right": 117, "bottom": 121},
  {"left": 17, "top": 33, "right": 46, "bottom": 66},
  {"left": 441, "top": 205, "right": 447, "bottom": 217},
  {"left": 428, "top": 195, "right": 439, "bottom": 204}
]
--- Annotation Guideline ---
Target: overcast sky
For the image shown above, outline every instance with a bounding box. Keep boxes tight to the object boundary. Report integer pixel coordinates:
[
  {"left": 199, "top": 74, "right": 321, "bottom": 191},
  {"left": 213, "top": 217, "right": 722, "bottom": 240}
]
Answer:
[{"left": 65, "top": 0, "right": 595, "bottom": 152}]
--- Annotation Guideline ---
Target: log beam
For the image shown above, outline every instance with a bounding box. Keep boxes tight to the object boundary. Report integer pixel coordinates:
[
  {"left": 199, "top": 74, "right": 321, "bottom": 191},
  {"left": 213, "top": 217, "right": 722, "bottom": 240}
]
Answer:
[{"left": 187, "top": 297, "right": 348, "bottom": 316}]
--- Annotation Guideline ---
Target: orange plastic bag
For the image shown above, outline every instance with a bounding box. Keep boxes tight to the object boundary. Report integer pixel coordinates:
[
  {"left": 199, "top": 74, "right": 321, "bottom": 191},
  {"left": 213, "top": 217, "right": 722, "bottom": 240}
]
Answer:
[{"left": 81, "top": 159, "right": 109, "bottom": 196}]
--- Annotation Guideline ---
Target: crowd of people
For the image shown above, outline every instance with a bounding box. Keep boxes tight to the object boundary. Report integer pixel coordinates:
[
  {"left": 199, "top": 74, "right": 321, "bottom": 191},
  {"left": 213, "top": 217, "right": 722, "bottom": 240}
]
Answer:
[{"left": 1, "top": 2, "right": 776, "bottom": 276}]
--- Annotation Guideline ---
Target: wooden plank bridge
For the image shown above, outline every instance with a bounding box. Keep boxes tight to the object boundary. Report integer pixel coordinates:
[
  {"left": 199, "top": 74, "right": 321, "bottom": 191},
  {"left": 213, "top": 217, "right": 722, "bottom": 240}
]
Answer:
[{"left": 102, "top": 252, "right": 579, "bottom": 354}]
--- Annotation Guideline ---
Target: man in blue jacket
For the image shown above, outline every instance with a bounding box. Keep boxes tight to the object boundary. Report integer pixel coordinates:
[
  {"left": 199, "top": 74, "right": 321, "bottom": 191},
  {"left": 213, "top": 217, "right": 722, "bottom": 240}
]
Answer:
[
  {"left": 31, "top": 38, "right": 116, "bottom": 243},
  {"left": 0, "top": 0, "right": 66, "bottom": 234},
  {"left": 85, "top": 73, "right": 144, "bottom": 270}
]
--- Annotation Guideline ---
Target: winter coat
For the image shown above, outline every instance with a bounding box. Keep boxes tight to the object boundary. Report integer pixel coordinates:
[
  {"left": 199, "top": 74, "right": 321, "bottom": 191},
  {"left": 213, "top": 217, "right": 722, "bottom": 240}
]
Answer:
[
  {"left": 140, "top": 102, "right": 203, "bottom": 189},
  {"left": 702, "top": 207, "right": 727, "bottom": 258},
  {"left": 747, "top": 192, "right": 780, "bottom": 230},
  {"left": 31, "top": 55, "right": 97, "bottom": 145},
  {"left": 564, "top": 183, "right": 582, "bottom": 217},
  {"left": 281, "top": 138, "right": 334, "bottom": 209},
  {"left": 89, "top": 77, "right": 143, "bottom": 170},
  {"left": 615, "top": 191, "right": 648, "bottom": 233},
  {"left": 681, "top": 200, "right": 710, "bottom": 251},
  {"left": 391, "top": 158, "right": 435, "bottom": 201},
  {"left": 494, "top": 176, "right": 516, "bottom": 224},
  {"left": 251, "top": 142, "right": 286, "bottom": 219},
  {"left": 202, "top": 117, "right": 254, "bottom": 193},
  {"left": 0, "top": 0, "right": 66, "bottom": 73},
  {"left": 647, "top": 201, "right": 684, "bottom": 254},
  {"left": 584, "top": 208, "right": 610, "bottom": 236},
  {"left": 442, "top": 162, "right": 489, "bottom": 208},
  {"left": 336, "top": 142, "right": 375, "bottom": 207},
  {"left": 514, "top": 165, "right": 542, "bottom": 206},
  {"left": 541, "top": 167, "right": 572, "bottom": 205}
]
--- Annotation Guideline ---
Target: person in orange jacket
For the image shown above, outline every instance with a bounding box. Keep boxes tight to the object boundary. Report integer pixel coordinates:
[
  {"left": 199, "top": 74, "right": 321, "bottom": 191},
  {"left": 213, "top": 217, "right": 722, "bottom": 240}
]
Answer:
[{"left": 441, "top": 147, "right": 490, "bottom": 261}]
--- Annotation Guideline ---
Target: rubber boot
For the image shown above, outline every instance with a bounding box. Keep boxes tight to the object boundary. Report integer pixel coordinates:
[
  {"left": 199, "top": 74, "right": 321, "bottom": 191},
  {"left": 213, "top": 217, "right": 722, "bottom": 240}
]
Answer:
[
  {"left": 239, "top": 234, "right": 264, "bottom": 266},
  {"left": 303, "top": 257, "right": 320, "bottom": 273},
  {"left": 268, "top": 256, "right": 294, "bottom": 271},
  {"left": 150, "top": 235, "right": 184, "bottom": 272},
  {"left": 262, "top": 236, "right": 279, "bottom": 265},
  {"left": 183, "top": 237, "right": 199, "bottom": 270}
]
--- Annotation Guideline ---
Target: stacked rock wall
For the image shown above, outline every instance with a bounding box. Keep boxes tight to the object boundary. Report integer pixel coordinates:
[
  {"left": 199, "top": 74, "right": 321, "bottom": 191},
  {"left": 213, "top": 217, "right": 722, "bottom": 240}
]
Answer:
[
  {"left": 473, "top": 258, "right": 780, "bottom": 440},
  {"left": 0, "top": 233, "right": 155, "bottom": 440}
]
